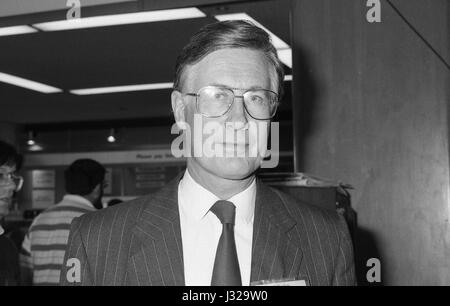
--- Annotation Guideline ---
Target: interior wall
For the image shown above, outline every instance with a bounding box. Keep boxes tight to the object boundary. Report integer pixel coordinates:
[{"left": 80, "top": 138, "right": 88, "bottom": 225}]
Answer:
[
  {"left": 291, "top": 0, "right": 449, "bottom": 285},
  {"left": 0, "top": 122, "right": 19, "bottom": 146}
]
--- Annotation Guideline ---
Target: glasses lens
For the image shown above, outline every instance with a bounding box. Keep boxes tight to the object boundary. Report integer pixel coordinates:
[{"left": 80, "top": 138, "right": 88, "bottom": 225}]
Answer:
[
  {"left": 244, "top": 90, "right": 278, "bottom": 119},
  {"left": 198, "top": 87, "right": 233, "bottom": 117},
  {"left": 0, "top": 172, "right": 23, "bottom": 191},
  {"left": 0, "top": 172, "right": 7, "bottom": 186},
  {"left": 13, "top": 176, "right": 23, "bottom": 191}
]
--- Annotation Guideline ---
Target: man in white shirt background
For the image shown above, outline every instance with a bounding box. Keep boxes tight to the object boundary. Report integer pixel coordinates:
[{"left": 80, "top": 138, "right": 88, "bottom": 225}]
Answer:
[{"left": 21, "top": 158, "right": 106, "bottom": 285}]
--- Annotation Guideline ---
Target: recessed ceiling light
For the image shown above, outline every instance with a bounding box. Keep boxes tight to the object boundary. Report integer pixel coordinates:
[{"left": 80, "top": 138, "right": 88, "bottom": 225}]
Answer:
[
  {"left": 107, "top": 128, "right": 116, "bottom": 143},
  {"left": 0, "top": 72, "right": 62, "bottom": 93},
  {"left": 70, "top": 82, "right": 174, "bottom": 95},
  {"left": 0, "top": 25, "right": 38, "bottom": 37},
  {"left": 27, "top": 131, "right": 36, "bottom": 146},
  {"left": 284, "top": 75, "right": 292, "bottom": 81},
  {"left": 33, "top": 7, "right": 206, "bottom": 31}
]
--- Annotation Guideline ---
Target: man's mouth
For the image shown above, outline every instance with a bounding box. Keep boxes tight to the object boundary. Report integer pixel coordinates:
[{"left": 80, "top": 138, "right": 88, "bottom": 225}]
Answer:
[{"left": 221, "top": 142, "right": 249, "bottom": 146}]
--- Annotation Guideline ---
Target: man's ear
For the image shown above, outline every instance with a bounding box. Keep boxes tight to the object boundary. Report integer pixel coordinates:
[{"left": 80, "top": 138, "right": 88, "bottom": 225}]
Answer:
[
  {"left": 91, "top": 184, "right": 101, "bottom": 197},
  {"left": 171, "top": 90, "right": 187, "bottom": 130}
]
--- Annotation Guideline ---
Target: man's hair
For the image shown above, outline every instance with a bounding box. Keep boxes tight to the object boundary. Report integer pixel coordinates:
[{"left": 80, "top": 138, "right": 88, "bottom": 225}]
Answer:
[
  {"left": 0, "top": 140, "right": 23, "bottom": 170},
  {"left": 174, "top": 20, "right": 285, "bottom": 98},
  {"left": 64, "top": 159, "right": 105, "bottom": 196}
]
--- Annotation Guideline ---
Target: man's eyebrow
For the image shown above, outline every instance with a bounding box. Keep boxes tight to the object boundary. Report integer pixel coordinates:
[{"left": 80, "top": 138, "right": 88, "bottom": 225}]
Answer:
[{"left": 208, "top": 83, "right": 267, "bottom": 90}]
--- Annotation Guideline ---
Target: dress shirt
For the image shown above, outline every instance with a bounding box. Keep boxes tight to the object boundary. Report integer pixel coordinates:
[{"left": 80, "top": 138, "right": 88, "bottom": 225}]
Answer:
[{"left": 178, "top": 170, "right": 256, "bottom": 286}]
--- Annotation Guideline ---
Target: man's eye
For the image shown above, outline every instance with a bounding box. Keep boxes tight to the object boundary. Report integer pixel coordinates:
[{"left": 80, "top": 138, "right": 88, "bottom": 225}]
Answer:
[
  {"left": 249, "top": 95, "right": 265, "bottom": 104},
  {"left": 213, "top": 92, "right": 228, "bottom": 100}
]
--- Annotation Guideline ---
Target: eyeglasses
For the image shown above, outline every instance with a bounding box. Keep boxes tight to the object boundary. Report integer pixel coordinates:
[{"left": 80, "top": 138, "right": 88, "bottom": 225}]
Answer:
[
  {"left": 0, "top": 171, "right": 24, "bottom": 191},
  {"left": 182, "top": 86, "right": 279, "bottom": 120}
]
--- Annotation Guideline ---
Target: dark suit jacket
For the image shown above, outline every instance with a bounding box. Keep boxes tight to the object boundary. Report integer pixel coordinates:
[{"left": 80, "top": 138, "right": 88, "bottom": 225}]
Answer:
[
  {"left": 0, "top": 233, "right": 20, "bottom": 286},
  {"left": 60, "top": 176, "right": 356, "bottom": 286}
]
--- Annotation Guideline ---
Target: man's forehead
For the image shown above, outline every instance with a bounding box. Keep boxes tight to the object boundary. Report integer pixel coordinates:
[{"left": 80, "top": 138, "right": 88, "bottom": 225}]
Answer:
[
  {"left": 195, "top": 48, "right": 268, "bottom": 66},
  {"left": 183, "top": 48, "right": 275, "bottom": 90}
]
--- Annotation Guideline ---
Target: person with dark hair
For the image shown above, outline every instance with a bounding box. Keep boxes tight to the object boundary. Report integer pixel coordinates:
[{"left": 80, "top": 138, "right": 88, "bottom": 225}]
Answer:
[
  {"left": 21, "top": 159, "right": 105, "bottom": 285},
  {"left": 61, "top": 20, "right": 355, "bottom": 286},
  {"left": 0, "top": 140, "right": 23, "bottom": 285},
  {"left": 106, "top": 198, "right": 123, "bottom": 207}
]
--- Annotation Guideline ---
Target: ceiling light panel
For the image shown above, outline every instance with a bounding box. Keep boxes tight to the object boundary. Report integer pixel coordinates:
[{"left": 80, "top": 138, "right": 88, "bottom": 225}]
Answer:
[
  {"left": 0, "top": 72, "right": 62, "bottom": 93},
  {"left": 0, "top": 25, "right": 38, "bottom": 37},
  {"left": 70, "top": 82, "right": 174, "bottom": 95},
  {"left": 33, "top": 7, "right": 206, "bottom": 31}
]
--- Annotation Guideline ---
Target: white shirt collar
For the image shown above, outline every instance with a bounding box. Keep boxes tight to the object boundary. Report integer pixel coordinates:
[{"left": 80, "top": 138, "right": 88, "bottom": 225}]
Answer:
[
  {"left": 179, "top": 169, "right": 256, "bottom": 224},
  {"left": 62, "top": 194, "right": 94, "bottom": 208}
]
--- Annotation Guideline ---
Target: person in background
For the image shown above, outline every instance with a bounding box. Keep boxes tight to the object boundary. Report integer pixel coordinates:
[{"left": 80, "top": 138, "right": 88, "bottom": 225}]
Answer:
[
  {"left": 107, "top": 198, "right": 123, "bottom": 207},
  {"left": 0, "top": 140, "right": 23, "bottom": 286},
  {"left": 20, "top": 159, "right": 105, "bottom": 285}
]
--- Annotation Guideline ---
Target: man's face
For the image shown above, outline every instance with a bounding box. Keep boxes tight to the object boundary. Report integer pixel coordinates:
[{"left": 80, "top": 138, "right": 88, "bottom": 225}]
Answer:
[
  {"left": 173, "top": 48, "right": 276, "bottom": 180},
  {"left": 0, "top": 164, "right": 17, "bottom": 218}
]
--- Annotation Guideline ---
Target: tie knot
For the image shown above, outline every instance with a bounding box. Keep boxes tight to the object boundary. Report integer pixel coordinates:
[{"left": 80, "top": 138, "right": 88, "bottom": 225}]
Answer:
[{"left": 210, "top": 200, "right": 236, "bottom": 225}]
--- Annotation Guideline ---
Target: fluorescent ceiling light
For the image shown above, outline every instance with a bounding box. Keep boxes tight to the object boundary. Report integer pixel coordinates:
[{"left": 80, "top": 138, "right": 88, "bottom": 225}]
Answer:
[
  {"left": 70, "top": 82, "right": 174, "bottom": 95},
  {"left": 277, "top": 48, "right": 292, "bottom": 68},
  {"left": 284, "top": 75, "right": 292, "bottom": 81},
  {"left": 0, "top": 72, "right": 62, "bottom": 93},
  {"left": 215, "top": 13, "right": 290, "bottom": 50},
  {"left": 33, "top": 7, "right": 206, "bottom": 31},
  {"left": 0, "top": 25, "right": 38, "bottom": 37}
]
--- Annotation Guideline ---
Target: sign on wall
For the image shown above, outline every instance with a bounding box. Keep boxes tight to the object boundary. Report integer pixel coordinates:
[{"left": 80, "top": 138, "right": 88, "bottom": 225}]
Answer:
[
  {"left": 32, "top": 189, "right": 55, "bottom": 209},
  {"left": 32, "top": 170, "right": 55, "bottom": 188}
]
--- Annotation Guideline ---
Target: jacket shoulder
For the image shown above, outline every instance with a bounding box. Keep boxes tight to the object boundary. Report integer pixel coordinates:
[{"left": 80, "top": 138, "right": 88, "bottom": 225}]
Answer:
[
  {"left": 70, "top": 195, "right": 152, "bottom": 237},
  {"left": 268, "top": 186, "right": 346, "bottom": 233},
  {"left": 267, "top": 186, "right": 356, "bottom": 286}
]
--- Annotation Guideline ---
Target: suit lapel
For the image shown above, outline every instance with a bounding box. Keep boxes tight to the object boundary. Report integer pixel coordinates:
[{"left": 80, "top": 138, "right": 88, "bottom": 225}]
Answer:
[
  {"left": 128, "top": 175, "right": 185, "bottom": 286},
  {"left": 125, "top": 174, "right": 307, "bottom": 286},
  {"left": 250, "top": 180, "right": 305, "bottom": 283}
]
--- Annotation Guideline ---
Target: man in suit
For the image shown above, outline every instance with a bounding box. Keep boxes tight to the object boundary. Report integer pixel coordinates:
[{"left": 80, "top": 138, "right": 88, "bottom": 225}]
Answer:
[{"left": 60, "top": 20, "right": 356, "bottom": 286}]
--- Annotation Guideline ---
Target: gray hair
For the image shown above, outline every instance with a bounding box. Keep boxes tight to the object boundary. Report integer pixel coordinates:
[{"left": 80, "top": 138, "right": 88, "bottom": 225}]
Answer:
[{"left": 173, "top": 20, "right": 285, "bottom": 99}]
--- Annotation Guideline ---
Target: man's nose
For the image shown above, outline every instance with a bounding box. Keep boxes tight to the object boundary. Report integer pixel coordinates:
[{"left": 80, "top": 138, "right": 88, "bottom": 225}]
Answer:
[{"left": 227, "top": 96, "right": 248, "bottom": 128}]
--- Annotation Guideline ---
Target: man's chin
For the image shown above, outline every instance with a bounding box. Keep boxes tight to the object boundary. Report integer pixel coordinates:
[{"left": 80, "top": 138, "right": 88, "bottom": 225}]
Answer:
[{"left": 210, "top": 157, "right": 259, "bottom": 180}]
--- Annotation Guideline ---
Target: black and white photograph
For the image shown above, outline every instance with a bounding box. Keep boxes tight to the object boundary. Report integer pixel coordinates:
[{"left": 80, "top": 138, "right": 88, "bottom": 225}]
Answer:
[{"left": 0, "top": 0, "right": 449, "bottom": 290}]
